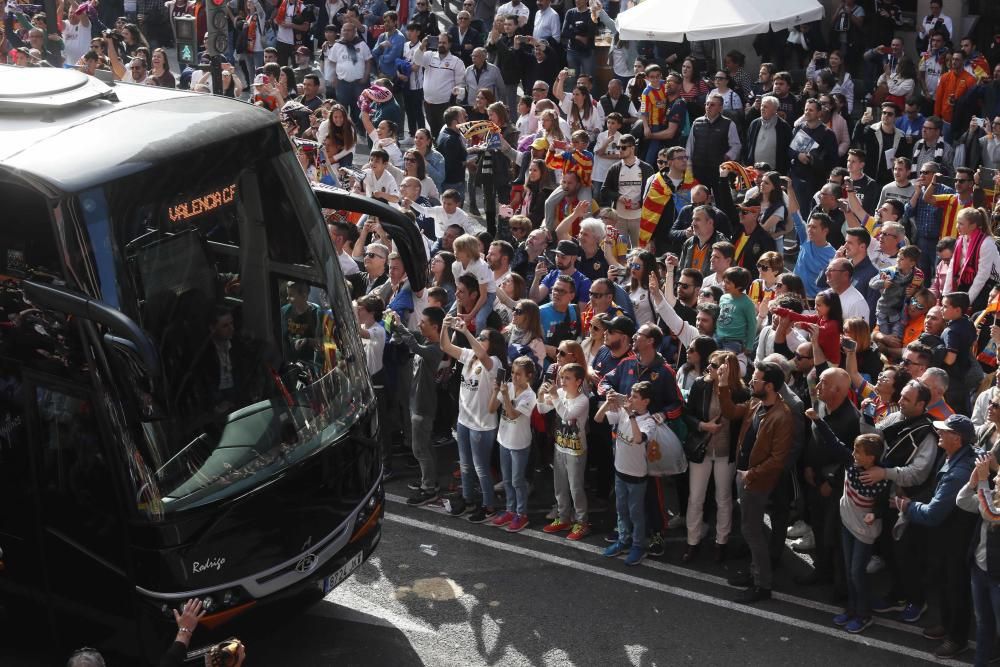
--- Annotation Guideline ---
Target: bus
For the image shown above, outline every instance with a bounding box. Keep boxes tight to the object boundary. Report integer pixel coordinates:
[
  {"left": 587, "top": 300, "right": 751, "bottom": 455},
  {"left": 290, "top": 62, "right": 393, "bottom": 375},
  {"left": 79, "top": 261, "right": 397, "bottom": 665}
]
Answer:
[{"left": 0, "top": 66, "right": 425, "bottom": 663}]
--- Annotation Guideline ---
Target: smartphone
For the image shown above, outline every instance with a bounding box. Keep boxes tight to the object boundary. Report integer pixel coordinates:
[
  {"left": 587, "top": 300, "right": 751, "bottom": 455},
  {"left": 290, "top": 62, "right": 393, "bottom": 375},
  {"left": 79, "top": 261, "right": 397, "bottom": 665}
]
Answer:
[
  {"left": 976, "top": 117, "right": 988, "bottom": 129},
  {"left": 496, "top": 367, "right": 510, "bottom": 385},
  {"left": 566, "top": 68, "right": 576, "bottom": 79},
  {"left": 937, "top": 175, "right": 956, "bottom": 188},
  {"left": 427, "top": 36, "right": 439, "bottom": 49},
  {"left": 841, "top": 337, "right": 857, "bottom": 351}
]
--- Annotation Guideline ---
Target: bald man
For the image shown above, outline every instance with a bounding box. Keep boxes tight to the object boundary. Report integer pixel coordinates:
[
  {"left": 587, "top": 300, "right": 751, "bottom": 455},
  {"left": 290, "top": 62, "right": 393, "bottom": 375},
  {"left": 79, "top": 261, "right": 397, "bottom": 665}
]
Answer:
[{"left": 796, "top": 366, "right": 860, "bottom": 587}]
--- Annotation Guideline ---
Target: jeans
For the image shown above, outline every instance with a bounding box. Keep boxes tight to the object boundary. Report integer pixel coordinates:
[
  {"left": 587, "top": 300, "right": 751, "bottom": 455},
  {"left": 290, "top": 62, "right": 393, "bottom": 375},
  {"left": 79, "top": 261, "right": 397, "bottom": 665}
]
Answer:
[
  {"left": 456, "top": 423, "right": 497, "bottom": 508},
  {"left": 738, "top": 476, "right": 773, "bottom": 589},
  {"left": 553, "top": 449, "right": 588, "bottom": 524},
  {"left": 616, "top": 474, "right": 647, "bottom": 548},
  {"left": 474, "top": 291, "right": 496, "bottom": 333},
  {"left": 841, "top": 526, "right": 874, "bottom": 617},
  {"left": 686, "top": 454, "right": 735, "bottom": 546},
  {"left": 566, "top": 50, "right": 596, "bottom": 79},
  {"left": 336, "top": 79, "right": 367, "bottom": 129},
  {"left": 972, "top": 564, "right": 1000, "bottom": 667},
  {"left": 411, "top": 412, "right": 437, "bottom": 491},
  {"left": 499, "top": 446, "right": 530, "bottom": 515},
  {"left": 643, "top": 124, "right": 666, "bottom": 165},
  {"left": 915, "top": 234, "right": 938, "bottom": 280}
]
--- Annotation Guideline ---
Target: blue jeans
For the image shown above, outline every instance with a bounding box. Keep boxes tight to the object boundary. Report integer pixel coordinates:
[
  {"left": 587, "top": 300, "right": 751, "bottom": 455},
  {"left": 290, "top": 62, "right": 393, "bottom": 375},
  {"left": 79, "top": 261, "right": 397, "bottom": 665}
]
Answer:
[
  {"left": 616, "top": 474, "right": 647, "bottom": 549},
  {"left": 336, "top": 79, "right": 367, "bottom": 129},
  {"left": 456, "top": 423, "right": 497, "bottom": 508},
  {"left": 499, "top": 446, "right": 530, "bottom": 515},
  {"left": 972, "top": 564, "right": 1000, "bottom": 667},
  {"left": 566, "top": 50, "right": 596, "bottom": 79},
  {"left": 841, "top": 526, "right": 874, "bottom": 617},
  {"left": 474, "top": 291, "right": 496, "bottom": 333},
  {"left": 915, "top": 234, "right": 938, "bottom": 280},
  {"left": 643, "top": 124, "right": 666, "bottom": 165}
]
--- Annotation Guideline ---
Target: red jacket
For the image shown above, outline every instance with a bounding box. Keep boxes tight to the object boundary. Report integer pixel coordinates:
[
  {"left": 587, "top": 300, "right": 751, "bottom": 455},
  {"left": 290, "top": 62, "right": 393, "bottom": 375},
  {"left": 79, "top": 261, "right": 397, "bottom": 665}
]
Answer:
[{"left": 772, "top": 309, "right": 842, "bottom": 366}]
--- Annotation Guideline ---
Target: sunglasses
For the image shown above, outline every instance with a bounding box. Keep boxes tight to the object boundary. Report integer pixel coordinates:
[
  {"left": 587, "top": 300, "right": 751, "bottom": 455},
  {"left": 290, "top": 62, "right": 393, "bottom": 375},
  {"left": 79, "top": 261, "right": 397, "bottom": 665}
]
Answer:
[
  {"left": 404, "top": 157, "right": 417, "bottom": 162},
  {"left": 909, "top": 298, "right": 926, "bottom": 310},
  {"left": 707, "top": 362, "right": 720, "bottom": 369},
  {"left": 989, "top": 401, "right": 1000, "bottom": 410},
  {"left": 365, "top": 252, "right": 384, "bottom": 259},
  {"left": 756, "top": 263, "right": 771, "bottom": 271},
  {"left": 656, "top": 160, "right": 669, "bottom": 165},
  {"left": 677, "top": 282, "right": 695, "bottom": 288},
  {"left": 794, "top": 353, "right": 812, "bottom": 361},
  {"left": 629, "top": 263, "right": 642, "bottom": 270},
  {"left": 557, "top": 349, "right": 570, "bottom": 356},
  {"left": 590, "top": 291, "right": 611, "bottom": 298}
]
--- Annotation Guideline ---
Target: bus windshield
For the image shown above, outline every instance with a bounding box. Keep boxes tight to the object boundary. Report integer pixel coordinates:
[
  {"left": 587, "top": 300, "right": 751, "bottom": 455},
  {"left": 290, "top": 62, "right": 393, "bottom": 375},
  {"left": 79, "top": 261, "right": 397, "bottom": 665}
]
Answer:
[{"left": 78, "top": 126, "right": 373, "bottom": 515}]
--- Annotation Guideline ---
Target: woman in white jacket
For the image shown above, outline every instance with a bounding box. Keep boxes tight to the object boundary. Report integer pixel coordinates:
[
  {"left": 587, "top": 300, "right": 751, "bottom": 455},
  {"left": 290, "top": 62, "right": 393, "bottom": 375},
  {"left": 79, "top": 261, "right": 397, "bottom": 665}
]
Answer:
[{"left": 943, "top": 207, "right": 1000, "bottom": 312}]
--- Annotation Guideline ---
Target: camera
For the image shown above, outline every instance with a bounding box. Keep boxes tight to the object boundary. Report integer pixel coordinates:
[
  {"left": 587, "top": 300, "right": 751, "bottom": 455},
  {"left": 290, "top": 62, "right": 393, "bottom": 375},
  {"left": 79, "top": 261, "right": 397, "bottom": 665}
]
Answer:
[{"left": 103, "top": 29, "right": 124, "bottom": 43}]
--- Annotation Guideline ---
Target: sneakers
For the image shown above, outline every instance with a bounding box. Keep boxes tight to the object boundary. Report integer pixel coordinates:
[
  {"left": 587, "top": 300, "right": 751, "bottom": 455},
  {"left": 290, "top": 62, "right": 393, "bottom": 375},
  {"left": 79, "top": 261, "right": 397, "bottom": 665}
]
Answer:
[
  {"left": 405, "top": 487, "right": 440, "bottom": 507},
  {"left": 566, "top": 523, "right": 591, "bottom": 541},
  {"left": 491, "top": 511, "right": 515, "bottom": 528},
  {"left": 786, "top": 520, "right": 811, "bottom": 539},
  {"left": 666, "top": 514, "right": 685, "bottom": 530},
  {"left": 845, "top": 617, "right": 872, "bottom": 634},
  {"left": 604, "top": 530, "right": 620, "bottom": 544},
  {"left": 865, "top": 555, "right": 885, "bottom": 574},
  {"left": 870, "top": 597, "right": 906, "bottom": 613},
  {"left": 647, "top": 532, "right": 665, "bottom": 556},
  {"left": 506, "top": 514, "right": 529, "bottom": 532},
  {"left": 833, "top": 612, "right": 852, "bottom": 627},
  {"left": 407, "top": 480, "right": 440, "bottom": 492},
  {"left": 443, "top": 495, "right": 467, "bottom": 516},
  {"left": 603, "top": 540, "right": 630, "bottom": 557},
  {"left": 624, "top": 545, "right": 645, "bottom": 566},
  {"left": 922, "top": 625, "right": 946, "bottom": 640},
  {"left": 789, "top": 533, "right": 816, "bottom": 552},
  {"left": 898, "top": 602, "right": 927, "bottom": 623},
  {"left": 934, "top": 640, "right": 969, "bottom": 658},
  {"left": 542, "top": 519, "right": 572, "bottom": 533},
  {"left": 734, "top": 585, "right": 771, "bottom": 603},
  {"left": 468, "top": 506, "right": 497, "bottom": 524}
]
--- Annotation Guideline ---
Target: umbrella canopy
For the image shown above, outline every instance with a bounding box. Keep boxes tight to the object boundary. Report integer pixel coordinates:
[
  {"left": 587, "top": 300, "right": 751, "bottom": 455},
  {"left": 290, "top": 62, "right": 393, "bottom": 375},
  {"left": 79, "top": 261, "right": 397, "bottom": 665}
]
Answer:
[{"left": 615, "top": 0, "right": 825, "bottom": 42}]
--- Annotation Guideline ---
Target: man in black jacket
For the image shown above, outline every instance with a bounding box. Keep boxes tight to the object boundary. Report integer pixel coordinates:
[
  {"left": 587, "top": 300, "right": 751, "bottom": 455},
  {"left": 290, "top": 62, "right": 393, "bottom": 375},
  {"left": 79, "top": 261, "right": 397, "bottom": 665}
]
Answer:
[
  {"left": 599, "top": 78, "right": 640, "bottom": 127},
  {"left": 668, "top": 185, "right": 733, "bottom": 254},
  {"left": 788, "top": 98, "right": 838, "bottom": 217},
  {"left": 485, "top": 15, "right": 527, "bottom": 115},
  {"left": 686, "top": 93, "right": 741, "bottom": 192},
  {"left": 743, "top": 96, "right": 792, "bottom": 174},
  {"left": 436, "top": 106, "right": 469, "bottom": 200},
  {"left": 448, "top": 10, "right": 482, "bottom": 67},
  {"left": 600, "top": 134, "right": 654, "bottom": 246}
]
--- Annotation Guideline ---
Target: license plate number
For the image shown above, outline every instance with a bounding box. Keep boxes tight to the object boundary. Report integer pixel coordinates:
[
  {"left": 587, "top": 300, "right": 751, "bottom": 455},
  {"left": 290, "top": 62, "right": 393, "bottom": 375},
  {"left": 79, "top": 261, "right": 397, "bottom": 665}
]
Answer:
[{"left": 321, "top": 551, "right": 363, "bottom": 593}]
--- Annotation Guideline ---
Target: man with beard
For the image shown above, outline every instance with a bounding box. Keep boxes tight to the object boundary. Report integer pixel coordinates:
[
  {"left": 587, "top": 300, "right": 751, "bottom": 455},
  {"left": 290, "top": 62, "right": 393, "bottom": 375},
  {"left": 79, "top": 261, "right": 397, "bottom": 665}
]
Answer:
[
  {"left": 414, "top": 33, "right": 465, "bottom": 138},
  {"left": 649, "top": 269, "right": 718, "bottom": 348},
  {"left": 638, "top": 146, "right": 699, "bottom": 253},
  {"left": 667, "top": 185, "right": 733, "bottom": 255},
  {"left": 531, "top": 240, "right": 592, "bottom": 313}
]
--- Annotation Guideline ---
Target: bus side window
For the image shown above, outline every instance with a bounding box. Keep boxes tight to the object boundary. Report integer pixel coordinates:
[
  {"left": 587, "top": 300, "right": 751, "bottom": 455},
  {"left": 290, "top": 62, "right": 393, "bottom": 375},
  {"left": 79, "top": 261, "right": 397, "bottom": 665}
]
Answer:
[{"left": 34, "top": 386, "right": 122, "bottom": 565}]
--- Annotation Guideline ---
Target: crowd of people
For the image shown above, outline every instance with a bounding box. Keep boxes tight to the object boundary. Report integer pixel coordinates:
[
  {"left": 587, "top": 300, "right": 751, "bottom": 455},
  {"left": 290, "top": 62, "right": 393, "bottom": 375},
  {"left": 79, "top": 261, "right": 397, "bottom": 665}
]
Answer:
[{"left": 14, "top": 0, "right": 1000, "bottom": 662}]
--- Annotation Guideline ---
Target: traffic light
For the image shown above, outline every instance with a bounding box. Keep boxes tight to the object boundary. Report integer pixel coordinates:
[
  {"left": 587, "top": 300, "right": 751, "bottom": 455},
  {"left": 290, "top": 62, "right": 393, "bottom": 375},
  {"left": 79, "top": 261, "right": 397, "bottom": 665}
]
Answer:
[
  {"left": 174, "top": 15, "right": 197, "bottom": 66},
  {"left": 204, "top": 0, "right": 229, "bottom": 57}
]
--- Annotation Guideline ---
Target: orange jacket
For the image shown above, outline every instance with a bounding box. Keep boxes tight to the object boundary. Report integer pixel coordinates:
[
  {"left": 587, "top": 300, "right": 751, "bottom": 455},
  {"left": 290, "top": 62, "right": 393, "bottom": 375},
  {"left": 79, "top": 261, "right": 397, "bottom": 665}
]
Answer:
[{"left": 934, "top": 69, "right": 976, "bottom": 122}]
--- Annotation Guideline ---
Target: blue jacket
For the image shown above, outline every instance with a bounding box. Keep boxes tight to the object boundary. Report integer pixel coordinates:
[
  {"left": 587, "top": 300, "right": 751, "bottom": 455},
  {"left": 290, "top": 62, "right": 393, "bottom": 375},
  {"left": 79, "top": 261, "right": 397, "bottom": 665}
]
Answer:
[
  {"left": 598, "top": 352, "right": 684, "bottom": 420},
  {"left": 372, "top": 29, "right": 405, "bottom": 78},
  {"left": 906, "top": 444, "right": 976, "bottom": 527}
]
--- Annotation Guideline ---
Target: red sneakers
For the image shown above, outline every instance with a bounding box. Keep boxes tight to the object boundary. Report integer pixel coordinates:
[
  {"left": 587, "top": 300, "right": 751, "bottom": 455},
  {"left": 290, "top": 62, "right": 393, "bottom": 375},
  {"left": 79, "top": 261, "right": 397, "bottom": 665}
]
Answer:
[
  {"left": 507, "top": 514, "right": 529, "bottom": 532},
  {"left": 542, "top": 519, "right": 572, "bottom": 533},
  {"left": 566, "top": 523, "right": 591, "bottom": 541},
  {"left": 491, "top": 511, "right": 515, "bottom": 527}
]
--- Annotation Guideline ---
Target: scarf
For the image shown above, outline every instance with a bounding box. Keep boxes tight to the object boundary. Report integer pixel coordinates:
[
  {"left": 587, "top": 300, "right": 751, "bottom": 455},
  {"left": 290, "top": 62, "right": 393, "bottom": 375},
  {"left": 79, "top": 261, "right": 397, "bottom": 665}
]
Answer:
[
  {"left": 976, "top": 298, "right": 1000, "bottom": 369},
  {"left": 508, "top": 324, "right": 534, "bottom": 346},
  {"left": 952, "top": 228, "right": 986, "bottom": 288},
  {"left": 913, "top": 137, "right": 945, "bottom": 164},
  {"left": 246, "top": 13, "right": 258, "bottom": 52},
  {"left": 638, "top": 170, "right": 698, "bottom": 247},
  {"left": 720, "top": 161, "right": 758, "bottom": 191},
  {"left": 880, "top": 413, "right": 934, "bottom": 471}
]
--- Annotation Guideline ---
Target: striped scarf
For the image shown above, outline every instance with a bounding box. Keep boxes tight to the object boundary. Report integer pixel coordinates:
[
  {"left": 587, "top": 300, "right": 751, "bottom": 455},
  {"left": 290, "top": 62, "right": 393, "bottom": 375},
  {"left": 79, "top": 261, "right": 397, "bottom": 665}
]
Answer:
[
  {"left": 720, "top": 161, "right": 759, "bottom": 191},
  {"left": 639, "top": 170, "right": 699, "bottom": 248},
  {"left": 913, "top": 138, "right": 945, "bottom": 164}
]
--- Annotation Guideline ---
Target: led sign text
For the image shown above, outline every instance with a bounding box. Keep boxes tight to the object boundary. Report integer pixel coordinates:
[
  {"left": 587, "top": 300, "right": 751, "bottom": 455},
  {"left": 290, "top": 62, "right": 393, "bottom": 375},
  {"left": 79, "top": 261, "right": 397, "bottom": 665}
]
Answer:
[{"left": 168, "top": 184, "right": 237, "bottom": 223}]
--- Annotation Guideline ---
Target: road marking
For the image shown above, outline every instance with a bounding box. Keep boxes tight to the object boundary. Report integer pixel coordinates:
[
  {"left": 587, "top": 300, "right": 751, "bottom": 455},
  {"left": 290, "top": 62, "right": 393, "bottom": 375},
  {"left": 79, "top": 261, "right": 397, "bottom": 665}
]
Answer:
[
  {"left": 385, "top": 507, "right": 961, "bottom": 666},
  {"left": 385, "top": 493, "right": 927, "bottom": 640}
]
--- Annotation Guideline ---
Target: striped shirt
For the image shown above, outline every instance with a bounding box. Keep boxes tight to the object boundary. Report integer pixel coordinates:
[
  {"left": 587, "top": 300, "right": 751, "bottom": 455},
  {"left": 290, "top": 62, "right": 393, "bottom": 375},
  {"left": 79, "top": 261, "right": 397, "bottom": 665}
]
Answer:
[{"left": 640, "top": 83, "right": 668, "bottom": 127}]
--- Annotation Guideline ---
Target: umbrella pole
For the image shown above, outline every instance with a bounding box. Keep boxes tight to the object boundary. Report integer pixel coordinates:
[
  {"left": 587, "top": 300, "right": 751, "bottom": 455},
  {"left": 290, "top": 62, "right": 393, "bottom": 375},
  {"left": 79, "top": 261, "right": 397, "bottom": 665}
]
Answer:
[{"left": 716, "top": 37, "right": 722, "bottom": 72}]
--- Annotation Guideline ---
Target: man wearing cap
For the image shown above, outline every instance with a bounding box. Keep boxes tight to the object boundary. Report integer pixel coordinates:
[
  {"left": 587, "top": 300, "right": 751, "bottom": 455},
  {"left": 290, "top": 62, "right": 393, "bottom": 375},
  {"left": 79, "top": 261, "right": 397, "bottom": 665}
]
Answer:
[
  {"left": 293, "top": 46, "right": 324, "bottom": 87},
  {"left": 894, "top": 413, "right": 977, "bottom": 658},
  {"left": 531, "top": 240, "right": 592, "bottom": 312},
  {"left": 601, "top": 134, "right": 653, "bottom": 248}
]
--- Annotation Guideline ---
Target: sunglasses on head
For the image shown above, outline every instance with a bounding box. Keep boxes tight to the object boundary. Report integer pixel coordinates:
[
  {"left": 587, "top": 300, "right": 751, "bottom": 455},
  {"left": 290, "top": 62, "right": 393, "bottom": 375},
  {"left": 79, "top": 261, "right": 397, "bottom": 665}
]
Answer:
[{"left": 990, "top": 401, "right": 1000, "bottom": 410}]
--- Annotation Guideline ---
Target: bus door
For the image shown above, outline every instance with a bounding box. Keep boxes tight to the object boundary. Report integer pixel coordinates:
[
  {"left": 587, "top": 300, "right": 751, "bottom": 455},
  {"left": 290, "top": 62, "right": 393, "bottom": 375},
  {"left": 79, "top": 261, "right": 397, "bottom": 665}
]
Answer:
[{"left": 23, "top": 372, "right": 136, "bottom": 653}]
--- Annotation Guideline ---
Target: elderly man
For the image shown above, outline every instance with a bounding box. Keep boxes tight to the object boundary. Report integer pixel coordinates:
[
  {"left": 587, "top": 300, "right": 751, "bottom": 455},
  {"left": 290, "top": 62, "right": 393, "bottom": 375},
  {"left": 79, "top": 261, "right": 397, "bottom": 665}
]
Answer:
[
  {"left": 600, "top": 78, "right": 639, "bottom": 127},
  {"left": 896, "top": 414, "right": 978, "bottom": 658},
  {"left": 462, "top": 47, "right": 502, "bottom": 104},
  {"left": 906, "top": 160, "right": 953, "bottom": 278},
  {"left": 720, "top": 361, "right": 794, "bottom": 603},
  {"left": 912, "top": 115, "right": 955, "bottom": 174},
  {"left": 795, "top": 368, "right": 859, "bottom": 588},
  {"left": 448, "top": 10, "right": 482, "bottom": 66},
  {"left": 823, "top": 257, "right": 870, "bottom": 324},
  {"left": 678, "top": 206, "right": 723, "bottom": 275},
  {"left": 920, "top": 367, "right": 955, "bottom": 420},
  {"left": 819, "top": 228, "right": 879, "bottom": 322},
  {"left": 524, "top": 39, "right": 561, "bottom": 95},
  {"left": 667, "top": 185, "right": 733, "bottom": 255},
  {"left": 743, "top": 96, "right": 792, "bottom": 174}
]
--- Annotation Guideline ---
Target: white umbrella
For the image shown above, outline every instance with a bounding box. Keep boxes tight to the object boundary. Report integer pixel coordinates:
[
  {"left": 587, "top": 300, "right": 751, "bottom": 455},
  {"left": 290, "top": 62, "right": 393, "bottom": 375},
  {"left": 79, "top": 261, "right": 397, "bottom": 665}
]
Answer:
[{"left": 615, "top": 0, "right": 824, "bottom": 43}]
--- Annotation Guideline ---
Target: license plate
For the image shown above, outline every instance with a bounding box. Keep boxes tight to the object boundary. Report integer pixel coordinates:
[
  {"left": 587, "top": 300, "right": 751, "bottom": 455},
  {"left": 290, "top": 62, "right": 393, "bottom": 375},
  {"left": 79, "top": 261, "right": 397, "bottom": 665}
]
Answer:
[{"left": 321, "top": 551, "right": 363, "bottom": 593}]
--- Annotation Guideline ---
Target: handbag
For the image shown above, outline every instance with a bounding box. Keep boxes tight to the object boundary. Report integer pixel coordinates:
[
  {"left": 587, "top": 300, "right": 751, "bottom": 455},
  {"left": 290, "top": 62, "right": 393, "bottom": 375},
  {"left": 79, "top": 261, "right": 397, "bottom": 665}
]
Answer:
[{"left": 681, "top": 429, "right": 711, "bottom": 464}]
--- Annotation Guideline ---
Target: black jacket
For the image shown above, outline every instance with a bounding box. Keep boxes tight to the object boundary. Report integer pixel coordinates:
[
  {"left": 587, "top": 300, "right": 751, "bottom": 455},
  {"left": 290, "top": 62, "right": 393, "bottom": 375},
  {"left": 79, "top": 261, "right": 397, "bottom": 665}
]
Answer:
[
  {"left": 851, "top": 122, "right": 911, "bottom": 185},
  {"left": 436, "top": 126, "right": 468, "bottom": 184},
  {"left": 600, "top": 159, "right": 655, "bottom": 209},
  {"left": 669, "top": 204, "right": 733, "bottom": 254},
  {"left": 683, "top": 378, "right": 749, "bottom": 463},
  {"left": 448, "top": 25, "right": 482, "bottom": 67},
  {"left": 742, "top": 115, "right": 792, "bottom": 174}
]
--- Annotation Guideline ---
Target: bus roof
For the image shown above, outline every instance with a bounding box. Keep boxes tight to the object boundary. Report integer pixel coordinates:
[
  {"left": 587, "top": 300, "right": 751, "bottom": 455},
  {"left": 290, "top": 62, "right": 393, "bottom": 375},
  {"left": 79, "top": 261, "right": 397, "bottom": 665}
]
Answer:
[{"left": 0, "top": 66, "right": 277, "bottom": 194}]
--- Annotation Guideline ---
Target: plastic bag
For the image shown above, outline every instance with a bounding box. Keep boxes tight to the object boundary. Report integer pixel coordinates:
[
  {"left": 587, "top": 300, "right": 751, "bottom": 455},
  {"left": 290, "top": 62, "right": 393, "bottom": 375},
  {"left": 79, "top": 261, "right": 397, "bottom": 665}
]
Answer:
[{"left": 646, "top": 421, "right": 687, "bottom": 476}]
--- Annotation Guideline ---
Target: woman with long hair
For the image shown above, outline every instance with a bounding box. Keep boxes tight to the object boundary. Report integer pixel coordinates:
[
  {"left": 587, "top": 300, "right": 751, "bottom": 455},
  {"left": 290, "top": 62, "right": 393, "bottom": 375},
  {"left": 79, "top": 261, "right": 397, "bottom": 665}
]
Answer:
[
  {"left": 682, "top": 349, "right": 748, "bottom": 563},
  {"left": 677, "top": 335, "right": 719, "bottom": 393},
  {"left": 627, "top": 250, "right": 658, "bottom": 326},
  {"left": 679, "top": 57, "right": 710, "bottom": 105},
  {"left": 877, "top": 57, "right": 916, "bottom": 110},
  {"left": 121, "top": 22, "right": 149, "bottom": 57},
  {"left": 843, "top": 317, "right": 882, "bottom": 381},
  {"left": 774, "top": 273, "right": 810, "bottom": 309},
  {"left": 567, "top": 85, "right": 602, "bottom": 144},
  {"left": 439, "top": 320, "right": 507, "bottom": 522},
  {"left": 538, "top": 109, "right": 566, "bottom": 145},
  {"left": 943, "top": 207, "right": 1000, "bottom": 312},
  {"left": 413, "top": 128, "right": 446, "bottom": 191},
  {"left": 512, "top": 158, "right": 554, "bottom": 228},
  {"left": 807, "top": 50, "right": 855, "bottom": 113},
  {"left": 504, "top": 299, "right": 546, "bottom": 366},
  {"left": 323, "top": 104, "right": 357, "bottom": 169},
  {"left": 148, "top": 47, "right": 175, "bottom": 88},
  {"left": 855, "top": 365, "right": 910, "bottom": 424},
  {"left": 581, "top": 312, "right": 610, "bottom": 366},
  {"left": 430, "top": 251, "right": 457, "bottom": 307},
  {"left": 278, "top": 65, "right": 298, "bottom": 100},
  {"left": 757, "top": 172, "right": 788, "bottom": 240},
  {"left": 710, "top": 70, "right": 743, "bottom": 112}
]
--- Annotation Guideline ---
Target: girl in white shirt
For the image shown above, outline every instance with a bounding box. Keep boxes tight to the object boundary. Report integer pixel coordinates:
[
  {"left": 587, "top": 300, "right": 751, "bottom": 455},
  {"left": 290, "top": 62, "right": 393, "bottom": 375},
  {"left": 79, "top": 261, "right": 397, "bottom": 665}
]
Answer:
[
  {"left": 489, "top": 356, "right": 538, "bottom": 532},
  {"left": 440, "top": 320, "right": 507, "bottom": 522},
  {"left": 452, "top": 234, "right": 497, "bottom": 333}
]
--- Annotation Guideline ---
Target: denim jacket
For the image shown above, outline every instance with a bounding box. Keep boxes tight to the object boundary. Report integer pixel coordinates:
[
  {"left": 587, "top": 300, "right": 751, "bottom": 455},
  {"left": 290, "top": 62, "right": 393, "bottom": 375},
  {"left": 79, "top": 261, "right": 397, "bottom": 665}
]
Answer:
[{"left": 905, "top": 444, "right": 976, "bottom": 526}]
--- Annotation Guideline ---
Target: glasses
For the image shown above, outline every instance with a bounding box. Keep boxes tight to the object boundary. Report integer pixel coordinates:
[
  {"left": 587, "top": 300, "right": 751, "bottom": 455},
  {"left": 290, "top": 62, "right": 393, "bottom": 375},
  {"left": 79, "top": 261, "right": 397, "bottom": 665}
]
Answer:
[
  {"left": 671, "top": 155, "right": 689, "bottom": 161},
  {"left": 707, "top": 362, "right": 720, "bottom": 369},
  {"left": 908, "top": 298, "right": 927, "bottom": 310},
  {"left": 404, "top": 157, "right": 417, "bottom": 163},
  {"left": 590, "top": 291, "right": 611, "bottom": 298},
  {"left": 919, "top": 170, "right": 935, "bottom": 175},
  {"left": 756, "top": 263, "right": 771, "bottom": 271},
  {"left": 629, "top": 262, "right": 642, "bottom": 270},
  {"left": 955, "top": 178, "right": 973, "bottom": 183},
  {"left": 922, "top": 125, "right": 940, "bottom": 131},
  {"left": 794, "top": 353, "right": 813, "bottom": 361},
  {"left": 365, "top": 252, "right": 384, "bottom": 259},
  {"left": 989, "top": 401, "right": 1000, "bottom": 410},
  {"left": 620, "top": 143, "right": 635, "bottom": 149},
  {"left": 678, "top": 282, "right": 695, "bottom": 289},
  {"left": 900, "top": 358, "right": 924, "bottom": 367},
  {"left": 512, "top": 308, "right": 525, "bottom": 315},
  {"left": 656, "top": 160, "right": 669, "bottom": 165},
  {"left": 557, "top": 349, "right": 570, "bottom": 356}
]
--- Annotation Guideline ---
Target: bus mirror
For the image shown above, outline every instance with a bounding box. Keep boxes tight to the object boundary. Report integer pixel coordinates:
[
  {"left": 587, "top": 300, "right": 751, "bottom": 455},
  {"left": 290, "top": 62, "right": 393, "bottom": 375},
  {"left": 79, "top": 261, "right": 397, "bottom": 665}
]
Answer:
[
  {"left": 23, "top": 281, "right": 161, "bottom": 375},
  {"left": 312, "top": 185, "right": 427, "bottom": 292}
]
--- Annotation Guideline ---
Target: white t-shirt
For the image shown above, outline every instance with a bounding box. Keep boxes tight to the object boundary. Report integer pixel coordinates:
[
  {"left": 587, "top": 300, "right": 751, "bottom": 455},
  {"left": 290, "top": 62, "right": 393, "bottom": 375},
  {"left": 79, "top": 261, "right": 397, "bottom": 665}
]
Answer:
[
  {"left": 593, "top": 130, "right": 621, "bottom": 183},
  {"left": 367, "top": 130, "right": 403, "bottom": 168},
  {"left": 362, "top": 322, "right": 385, "bottom": 377},
  {"left": 497, "top": 384, "right": 537, "bottom": 449},
  {"left": 630, "top": 287, "right": 654, "bottom": 326},
  {"left": 338, "top": 250, "right": 360, "bottom": 276},
  {"left": 363, "top": 168, "right": 400, "bottom": 199},
  {"left": 537, "top": 389, "right": 589, "bottom": 456},
  {"left": 614, "top": 160, "right": 644, "bottom": 220},
  {"left": 277, "top": 0, "right": 302, "bottom": 44},
  {"left": 328, "top": 40, "right": 372, "bottom": 82},
  {"left": 458, "top": 348, "right": 501, "bottom": 431},
  {"left": 62, "top": 20, "right": 90, "bottom": 67},
  {"left": 496, "top": 1, "right": 530, "bottom": 24},
  {"left": 452, "top": 257, "right": 497, "bottom": 294},
  {"left": 839, "top": 285, "right": 871, "bottom": 324},
  {"left": 607, "top": 408, "right": 655, "bottom": 478}
]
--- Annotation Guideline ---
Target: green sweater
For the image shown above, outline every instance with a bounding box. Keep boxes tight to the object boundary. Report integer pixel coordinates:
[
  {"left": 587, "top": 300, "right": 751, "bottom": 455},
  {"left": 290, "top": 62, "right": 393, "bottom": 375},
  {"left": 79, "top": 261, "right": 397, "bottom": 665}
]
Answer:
[{"left": 716, "top": 293, "right": 757, "bottom": 351}]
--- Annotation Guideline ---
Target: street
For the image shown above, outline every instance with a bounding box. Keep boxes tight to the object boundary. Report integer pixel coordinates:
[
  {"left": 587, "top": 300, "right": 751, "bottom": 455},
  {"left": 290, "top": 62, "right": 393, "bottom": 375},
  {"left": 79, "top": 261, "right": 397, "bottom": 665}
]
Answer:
[{"left": 242, "top": 489, "right": 962, "bottom": 666}]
